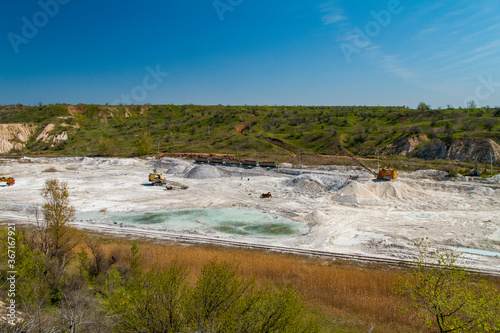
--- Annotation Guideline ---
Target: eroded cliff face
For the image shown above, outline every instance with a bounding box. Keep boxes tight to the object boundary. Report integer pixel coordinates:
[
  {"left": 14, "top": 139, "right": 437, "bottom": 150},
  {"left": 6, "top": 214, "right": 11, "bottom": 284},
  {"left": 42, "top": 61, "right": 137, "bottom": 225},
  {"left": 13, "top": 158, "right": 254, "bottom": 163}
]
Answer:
[
  {"left": 0, "top": 124, "right": 37, "bottom": 153},
  {"left": 447, "top": 138, "right": 500, "bottom": 164},
  {"left": 0, "top": 123, "right": 70, "bottom": 153},
  {"left": 386, "top": 134, "right": 429, "bottom": 156},
  {"left": 413, "top": 138, "right": 500, "bottom": 164},
  {"left": 414, "top": 139, "right": 448, "bottom": 160}
]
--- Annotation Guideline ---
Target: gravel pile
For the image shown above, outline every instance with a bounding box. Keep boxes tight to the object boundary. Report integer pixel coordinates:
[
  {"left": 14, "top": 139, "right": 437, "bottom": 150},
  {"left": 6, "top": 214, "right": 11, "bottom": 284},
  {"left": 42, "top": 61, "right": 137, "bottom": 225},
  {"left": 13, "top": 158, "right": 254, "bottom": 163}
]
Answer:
[
  {"left": 279, "top": 163, "right": 293, "bottom": 168},
  {"left": 333, "top": 181, "right": 388, "bottom": 206},
  {"left": 282, "top": 175, "right": 325, "bottom": 193},
  {"left": 184, "top": 165, "right": 226, "bottom": 179},
  {"left": 166, "top": 165, "right": 190, "bottom": 174},
  {"left": 283, "top": 174, "right": 350, "bottom": 192},
  {"left": 488, "top": 174, "right": 500, "bottom": 183},
  {"left": 332, "top": 181, "right": 420, "bottom": 206}
]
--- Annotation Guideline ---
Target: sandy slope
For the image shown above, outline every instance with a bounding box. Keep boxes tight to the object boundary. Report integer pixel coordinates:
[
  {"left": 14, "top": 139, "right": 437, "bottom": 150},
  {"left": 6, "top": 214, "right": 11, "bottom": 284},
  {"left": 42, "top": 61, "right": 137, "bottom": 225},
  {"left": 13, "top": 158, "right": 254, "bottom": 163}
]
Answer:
[{"left": 1, "top": 157, "right": 499, "bottom": 271}]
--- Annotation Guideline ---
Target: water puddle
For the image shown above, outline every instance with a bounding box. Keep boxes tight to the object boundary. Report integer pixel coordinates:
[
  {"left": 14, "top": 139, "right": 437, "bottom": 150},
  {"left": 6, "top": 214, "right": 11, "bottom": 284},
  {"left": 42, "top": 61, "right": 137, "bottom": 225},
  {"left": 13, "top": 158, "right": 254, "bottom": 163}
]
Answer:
[
  {"left": 79, "top": 208, "right": 307, "bottom": 237},
  {"left": 397, "top": 212, "right": 434, "bottom": 220},
  {"left": 451, "top": 247, "right": 500, "bottom": 257}
]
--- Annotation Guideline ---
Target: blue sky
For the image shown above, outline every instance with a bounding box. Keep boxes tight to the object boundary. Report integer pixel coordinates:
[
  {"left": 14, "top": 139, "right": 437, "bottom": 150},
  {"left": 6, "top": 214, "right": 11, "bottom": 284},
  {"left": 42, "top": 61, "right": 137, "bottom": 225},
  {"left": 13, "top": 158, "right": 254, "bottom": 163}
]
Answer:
[{"left": 1, "top": 0, "right": 499, "bottom": 108}]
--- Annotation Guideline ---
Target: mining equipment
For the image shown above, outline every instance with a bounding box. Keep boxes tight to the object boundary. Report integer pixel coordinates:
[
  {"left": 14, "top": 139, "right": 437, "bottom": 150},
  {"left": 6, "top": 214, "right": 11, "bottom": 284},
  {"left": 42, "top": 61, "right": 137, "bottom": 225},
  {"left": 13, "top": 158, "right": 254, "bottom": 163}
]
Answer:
[
  {"left": 209, "top": 158, "right": 225, "bottom": 165},
  {"left": 241, "top": 160, "right": 258, "bottom": 167},
  {"left": 195, "top": 157, "right": 209, "bottom": 164},
  {"left": 149, "top": 169, "right": 167, "bottom": 186},
  {"left": 468, "top": 164, "right": 482, "bottom": 177},
  {"left": 259, "top": 161, "right": 277, "bottom": 168},
  {"left": 338, "top": 146, "right": 397, "bottom": 180},
  {"left": 225, "top": 159, "right": 240, "bottom": 166},
  {"left": 148, "top": 169, "right": 189, "bottom": 189},
  {"left": 1, "top": 177, "right": 15, "bottom": 186}
]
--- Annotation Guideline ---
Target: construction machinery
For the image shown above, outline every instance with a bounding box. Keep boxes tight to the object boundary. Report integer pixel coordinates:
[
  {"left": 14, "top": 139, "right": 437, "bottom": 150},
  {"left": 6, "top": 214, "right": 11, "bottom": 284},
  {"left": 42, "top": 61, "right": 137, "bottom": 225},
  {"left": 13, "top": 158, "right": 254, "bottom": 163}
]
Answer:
[
  {"left": 1, "top": 177, "right": 15, "bottom": 186},
  {"left": 148, "top": 170, "right": 189, "bottom": 189},
  {"left": 149, "top": 169, "right": 167, "bottom": 186},
  {"left": 338, "top": 146, "right": 397, "bottom": 181}
]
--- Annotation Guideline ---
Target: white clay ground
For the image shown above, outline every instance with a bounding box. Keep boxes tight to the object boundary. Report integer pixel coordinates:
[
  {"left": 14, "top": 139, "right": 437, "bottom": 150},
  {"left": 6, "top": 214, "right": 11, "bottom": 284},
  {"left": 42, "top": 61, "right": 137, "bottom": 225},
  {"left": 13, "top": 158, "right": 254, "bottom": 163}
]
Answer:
[{"left": 1, "top": 157, "right": 499, "bottom": 272}]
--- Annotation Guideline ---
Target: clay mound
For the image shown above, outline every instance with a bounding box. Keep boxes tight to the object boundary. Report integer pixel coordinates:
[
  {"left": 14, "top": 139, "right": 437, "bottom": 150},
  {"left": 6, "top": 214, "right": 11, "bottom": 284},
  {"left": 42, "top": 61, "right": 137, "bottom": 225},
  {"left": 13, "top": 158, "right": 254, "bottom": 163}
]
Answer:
[
  {"left": 166, "top": 165, "right": 189, "bottom": 174},
  {"left": 282, "top": 175, "right": 325, "bottom": 193},
  {"left": 332, "top": 181, "right": 418, "bottom": 206},
  {"left": 279, "top": 163, "right": 293, "bottom": 168},
  {"left": 489, "top": 174, "right": 500, "bottom": 183},
  {"left": 184, "top": 165, "right": 225, "bottom": 179},
  {"left": 333, "top": 182, "right": 387, "bottom": 206},
  {"left": 303, "top": 210, "right": 330, "bottom": 223}
]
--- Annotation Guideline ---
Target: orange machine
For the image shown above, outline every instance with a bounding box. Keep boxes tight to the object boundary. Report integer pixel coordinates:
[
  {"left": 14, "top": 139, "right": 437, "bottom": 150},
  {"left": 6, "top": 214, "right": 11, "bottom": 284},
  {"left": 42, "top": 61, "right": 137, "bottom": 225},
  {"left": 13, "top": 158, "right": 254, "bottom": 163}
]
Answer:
[
  {"left": 377, "top": 165, "right": 397, "bottom": 180},
  {"left": 149, "top": 170, "right": 167, "bottom": 186},
  {"left": 338, "top": 146, "right": 397, "bottom": 181},
  {"left": 0, "top": 177, "right": 15, "bottom": 186}
]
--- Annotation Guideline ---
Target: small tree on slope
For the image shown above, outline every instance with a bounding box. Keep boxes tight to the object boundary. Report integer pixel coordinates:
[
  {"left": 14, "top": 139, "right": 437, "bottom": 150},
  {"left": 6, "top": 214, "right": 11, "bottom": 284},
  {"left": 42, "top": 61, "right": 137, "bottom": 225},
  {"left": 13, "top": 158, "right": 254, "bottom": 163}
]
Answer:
[{"left": 394, "top": 239, "right": 500, "bottom": 332}]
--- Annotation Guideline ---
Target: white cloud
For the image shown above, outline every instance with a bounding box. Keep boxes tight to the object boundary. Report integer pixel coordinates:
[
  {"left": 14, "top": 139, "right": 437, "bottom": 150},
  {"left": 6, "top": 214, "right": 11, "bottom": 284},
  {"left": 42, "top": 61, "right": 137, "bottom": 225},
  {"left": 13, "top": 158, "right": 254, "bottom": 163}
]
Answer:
[{"left": 318, "top": 2, "right": 347, "bottom": 25}]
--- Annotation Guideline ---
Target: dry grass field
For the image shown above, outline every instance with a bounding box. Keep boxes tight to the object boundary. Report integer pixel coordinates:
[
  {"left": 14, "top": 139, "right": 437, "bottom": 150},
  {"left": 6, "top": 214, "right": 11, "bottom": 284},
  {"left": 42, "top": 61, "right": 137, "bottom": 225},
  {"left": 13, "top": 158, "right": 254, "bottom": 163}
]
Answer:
[{"left": 82, "top": 234, "right": 433, "bottom": 332}]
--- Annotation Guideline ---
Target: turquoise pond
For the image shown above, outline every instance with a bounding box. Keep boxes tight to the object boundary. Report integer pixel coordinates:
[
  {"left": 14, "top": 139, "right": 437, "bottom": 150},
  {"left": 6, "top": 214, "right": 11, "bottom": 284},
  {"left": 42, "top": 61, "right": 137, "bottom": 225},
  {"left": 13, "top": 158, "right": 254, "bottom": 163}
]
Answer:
[{"left": 79, "top": 208, "right": 308, "bottom": 237}]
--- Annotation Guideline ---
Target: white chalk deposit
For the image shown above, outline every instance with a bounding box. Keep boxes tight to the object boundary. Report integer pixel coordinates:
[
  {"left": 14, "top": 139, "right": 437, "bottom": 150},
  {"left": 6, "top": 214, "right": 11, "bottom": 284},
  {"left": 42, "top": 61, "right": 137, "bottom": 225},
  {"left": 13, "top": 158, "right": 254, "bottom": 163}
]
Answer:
[{"left": 1, "top": 157, "right": 499, "bottom": 271}]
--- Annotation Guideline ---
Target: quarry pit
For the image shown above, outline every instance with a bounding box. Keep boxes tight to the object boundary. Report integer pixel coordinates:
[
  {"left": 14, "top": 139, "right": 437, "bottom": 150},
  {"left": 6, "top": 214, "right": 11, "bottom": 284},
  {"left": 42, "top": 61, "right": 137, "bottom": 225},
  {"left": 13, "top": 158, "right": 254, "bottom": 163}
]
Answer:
[{"left": 1, "top": 156, "right": 499, "bottom": 273}]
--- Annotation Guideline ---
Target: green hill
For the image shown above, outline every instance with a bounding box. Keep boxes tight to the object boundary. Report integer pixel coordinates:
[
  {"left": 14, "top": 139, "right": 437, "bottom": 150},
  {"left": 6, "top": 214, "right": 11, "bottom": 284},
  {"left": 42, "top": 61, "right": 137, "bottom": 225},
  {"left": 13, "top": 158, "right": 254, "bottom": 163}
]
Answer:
[{"left": 1, "top": 104, "right": 499, "bottom": 170}]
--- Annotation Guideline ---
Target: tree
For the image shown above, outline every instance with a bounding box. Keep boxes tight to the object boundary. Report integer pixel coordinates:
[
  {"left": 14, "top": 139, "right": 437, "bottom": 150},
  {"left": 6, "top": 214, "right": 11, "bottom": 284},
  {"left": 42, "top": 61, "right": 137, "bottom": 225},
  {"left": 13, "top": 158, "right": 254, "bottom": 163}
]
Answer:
[
  {"left": 483, "top": 119, "right": 498, "bottom": 132},
  {"left": 97, "top": 137, "right": 117, "bottom": 156},
  {"left": 187, "top": 260, "right": 255, "bottom": 332},
  {"left": 394, "top": 239, "right": 500, "bottom": 332},
  {"left": 467, "top": 100, "right": 477, "bottom": 110},
  {"left": 106, "top": 262, "right": 190, "bottom": 332},
  {"left": 417, "top": 102, "right": 430, "bottom": 111},
  {"left": 135, "top": 130, "right": 152, "bottom": 155},
  {"left": 105, "top": 250, "right": 318, "bottom": 333},
  {"left": 27, "top": 179, "right": 80, "bottom": 284}
]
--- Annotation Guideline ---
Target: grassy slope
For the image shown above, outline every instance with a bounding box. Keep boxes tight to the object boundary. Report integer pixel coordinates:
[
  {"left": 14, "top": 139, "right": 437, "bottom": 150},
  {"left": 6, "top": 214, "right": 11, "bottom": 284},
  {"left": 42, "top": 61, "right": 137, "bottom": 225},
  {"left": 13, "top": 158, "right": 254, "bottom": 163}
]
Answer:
[{"left": 1, "top": 104, "right": 499, "bottom": 170}]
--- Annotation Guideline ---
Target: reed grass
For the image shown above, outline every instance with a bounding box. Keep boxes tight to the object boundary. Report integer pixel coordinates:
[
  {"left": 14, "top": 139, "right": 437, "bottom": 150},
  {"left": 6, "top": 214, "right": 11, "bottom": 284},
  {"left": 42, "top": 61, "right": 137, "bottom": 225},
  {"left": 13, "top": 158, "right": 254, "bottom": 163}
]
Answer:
[{"left": 78, "top": 235, "right": 432, "bottom": 332}]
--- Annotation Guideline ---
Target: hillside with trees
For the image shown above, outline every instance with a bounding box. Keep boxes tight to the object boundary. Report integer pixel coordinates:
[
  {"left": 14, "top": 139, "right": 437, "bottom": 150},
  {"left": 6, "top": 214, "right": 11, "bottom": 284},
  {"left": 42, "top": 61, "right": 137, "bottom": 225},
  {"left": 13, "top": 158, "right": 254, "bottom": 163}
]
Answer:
[{"left": 1, "top": 104, "right": 499, "bottom": 169}]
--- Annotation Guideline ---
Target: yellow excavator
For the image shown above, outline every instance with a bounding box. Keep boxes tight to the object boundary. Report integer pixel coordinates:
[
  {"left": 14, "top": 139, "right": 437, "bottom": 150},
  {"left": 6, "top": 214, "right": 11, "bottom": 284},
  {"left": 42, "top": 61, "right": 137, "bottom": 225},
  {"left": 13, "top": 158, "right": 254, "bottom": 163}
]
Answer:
[
  {"left": 1, "top": 177, "right": 15, "bottom": 186},
  {"left": 338, "top": 146, "right": 397, "bottom": 181},
  {"left": 149, "top": 169, "right": 167, "bottom": 186},
  {"left": 148, "top": 170, "right": 189, "bottom": 189}
]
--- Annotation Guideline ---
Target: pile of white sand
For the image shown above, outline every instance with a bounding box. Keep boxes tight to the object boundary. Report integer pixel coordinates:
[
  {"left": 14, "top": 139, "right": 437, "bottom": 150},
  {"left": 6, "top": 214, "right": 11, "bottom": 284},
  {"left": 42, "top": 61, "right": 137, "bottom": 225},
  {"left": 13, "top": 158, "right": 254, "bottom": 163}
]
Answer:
[
  {"left": 282, "top": 175, "right": 325, "bottom": 193},
  {"left": 185, "top": 165, "right": 225, "bottom": 179},
  {"left": 283, "top": 174, "right": 350, "bottom": 193},
  {"left": 332, "top": 181, "right": 419, "bottom": 206},
  {"left": 166, "top": 165, "right": 190, "bottom": 174},
  {"left": 303, "top": 210, "right": 331, "bottom": 223}
]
